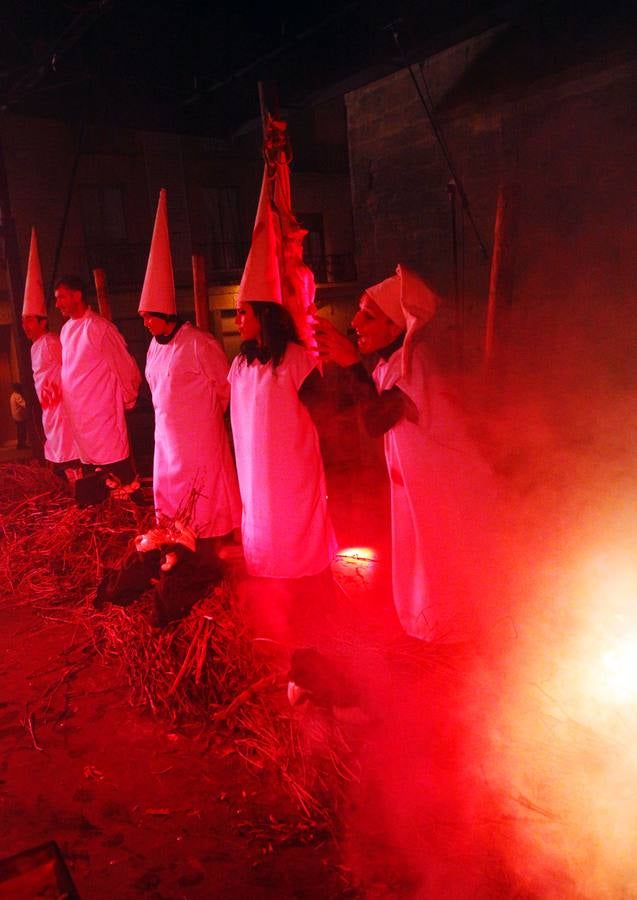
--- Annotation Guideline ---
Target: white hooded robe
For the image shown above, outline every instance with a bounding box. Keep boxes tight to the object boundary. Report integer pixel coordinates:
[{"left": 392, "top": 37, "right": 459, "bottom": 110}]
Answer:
[
  {"left": 229, "top": 342, "right": 337, "bottom": 578},
  {"left": 374, "top": 339, "right": 494, "bottom": 641},
  {"left": 145, "top": 322, "right": 241, "bottom": 538},
  {"left": 31, "top": 331, "right": 78, "bottom": 463},
  {"left": 60, "top": 308, "right": 141, "bottom": 465}
]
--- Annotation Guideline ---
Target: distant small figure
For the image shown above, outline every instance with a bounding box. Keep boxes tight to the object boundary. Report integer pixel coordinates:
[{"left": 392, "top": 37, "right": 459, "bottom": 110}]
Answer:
[{"left": 9, "top": 383, "right": 28, "bottom": 449}]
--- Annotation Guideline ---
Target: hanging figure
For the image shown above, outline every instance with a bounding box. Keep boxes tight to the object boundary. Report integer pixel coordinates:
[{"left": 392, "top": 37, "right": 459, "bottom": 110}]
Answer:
[
  {"left": 21, "top": 228, "right": 79, "bottom": 477},
  {"left": 316, "top": 264, "right": 495, "bottom": 642},
  {"left": 139, "top": 189, "right": 241, "bottom": 555},
  {"left": 229, "top": 299, "right": 337, "bottom": 580}
]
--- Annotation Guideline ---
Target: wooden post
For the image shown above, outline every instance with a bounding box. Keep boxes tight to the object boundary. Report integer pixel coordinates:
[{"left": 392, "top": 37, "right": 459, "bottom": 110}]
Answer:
[
  {"left": 447, "top": 180, "right": 463, "bottom": 366},
  {"left": 258, "top": 80, "right": 279, "bottom": 138},
  {"left": 0, "top": 134, "right": 44, "bottom": 457},
  {"left": 0, "top": 139, "right": 29, "bottom": 388},
  {"left": 192, "top": 254, "right": 210, "bottom": 333},
  {"left": 484, "top": 184, "right": 518, "bottom": 369},
  {"left": 92, "top": 268, "right": 112, "bottom": 321}
]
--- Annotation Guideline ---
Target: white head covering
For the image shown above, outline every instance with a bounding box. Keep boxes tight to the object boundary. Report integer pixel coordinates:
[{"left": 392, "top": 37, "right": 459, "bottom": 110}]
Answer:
[
  {"left": 237, "top": 168, "right": 282, "bottom": 305},
  {"left": 365, "top": 264, "right": 439, "bottom": 376},
  {"left": 139, "top": 188, "right": 176, "bottom": 315},
  {"left": 22, "top": 227, "right": 47, "bottom": 317}
]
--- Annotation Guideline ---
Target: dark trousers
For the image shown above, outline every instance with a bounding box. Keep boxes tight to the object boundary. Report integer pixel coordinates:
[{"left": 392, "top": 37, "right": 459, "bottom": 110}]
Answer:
[
  {"left": 15, "top": 420, "right": 27, "bottom": 449},
  {"left": 81, "top": 457, "right": 136, "bottom": 484}
]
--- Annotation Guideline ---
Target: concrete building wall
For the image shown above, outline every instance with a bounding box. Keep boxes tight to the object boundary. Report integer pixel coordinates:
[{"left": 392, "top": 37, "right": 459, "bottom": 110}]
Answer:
[
  {"left": 345, "top": 28, "right": 504, "bottom": 293},
  {"left": 344, "top": 24, "right": 637, "bottom": 368}
]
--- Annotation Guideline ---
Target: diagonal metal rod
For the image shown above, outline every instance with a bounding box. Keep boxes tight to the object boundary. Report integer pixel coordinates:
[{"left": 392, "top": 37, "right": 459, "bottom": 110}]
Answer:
[{"left": 388, "top": 22, "right": 489, "bottom": 260}]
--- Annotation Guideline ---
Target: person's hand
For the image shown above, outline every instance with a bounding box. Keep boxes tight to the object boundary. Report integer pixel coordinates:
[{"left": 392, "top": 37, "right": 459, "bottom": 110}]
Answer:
[
  {"left": 314, "top": 317, "right": 360, "bottom": 367},
  {"left": 40, "top": 380, "right": 61, "bottom": 409}
]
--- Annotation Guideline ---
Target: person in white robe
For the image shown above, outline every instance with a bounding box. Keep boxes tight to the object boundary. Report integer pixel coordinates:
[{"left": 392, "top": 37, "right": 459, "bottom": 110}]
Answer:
[
  {"left": 139, "top": 189, "right": 241, "bottom": 543},
  {"left": 55, "top": 275, "right": 141, "bottom": 484},
  {"left": 229, "top": 299, "right": 337, "bottom": 579},
  {"left": 21, "top": 228, "right": 79, "bottom": 472},
  {"left": 315, "top": 265, "right": 494, "bottom": 641}
]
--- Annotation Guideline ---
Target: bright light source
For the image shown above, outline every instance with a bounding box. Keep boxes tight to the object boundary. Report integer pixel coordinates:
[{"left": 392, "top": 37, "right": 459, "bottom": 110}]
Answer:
[
  {"left": 600, "top": 637, "right": 637, "bottom": 703},
  {"left": 337, "top": 546, "right": 378, "bottom": 562}
]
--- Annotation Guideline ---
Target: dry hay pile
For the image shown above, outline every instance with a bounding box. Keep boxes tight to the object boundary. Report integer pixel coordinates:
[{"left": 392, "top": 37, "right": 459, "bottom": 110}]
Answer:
[
  {"left": 233, "top": 697, "right": 360, "bottom": 823},
  {"left": 0, "top": 462, "right": 357, "bottom": 831},
  {"left": 93, "top": 595, "right": 359, "bottom": 825},
  {"left": 91, "top": 587, "right": 273, "bottom": 722},
  {"left": 0, "top": 462, "right": 143, "bottom": 611}
]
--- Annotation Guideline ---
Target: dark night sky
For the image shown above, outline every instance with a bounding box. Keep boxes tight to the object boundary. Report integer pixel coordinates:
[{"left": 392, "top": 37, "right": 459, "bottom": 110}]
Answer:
[
  {"left": 0, "top": 0, "right": 518, "bottom": 135},
  {"left": 1, "top": 0, "right": 629, "bottom": 136}
]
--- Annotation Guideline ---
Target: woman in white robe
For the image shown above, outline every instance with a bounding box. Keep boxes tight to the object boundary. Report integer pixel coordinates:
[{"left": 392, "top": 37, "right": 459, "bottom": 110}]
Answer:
[{"left": 228, "top": 300, "right": 337, "bottom": 578}]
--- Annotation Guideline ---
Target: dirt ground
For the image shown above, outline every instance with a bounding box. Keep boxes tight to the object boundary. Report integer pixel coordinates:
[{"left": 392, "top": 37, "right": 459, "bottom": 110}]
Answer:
[
  {"left": 0, "top": 455, "right": 545, "bottom": 900},
  {"left": 0, "top": 462, "right": 399, "bottom": 900},
  {"left": 0, "top": 597, "right": 360, "bottom": 899}
]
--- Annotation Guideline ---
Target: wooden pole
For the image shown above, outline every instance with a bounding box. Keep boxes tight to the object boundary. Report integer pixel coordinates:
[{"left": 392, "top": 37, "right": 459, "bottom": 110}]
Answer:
[
  {"left": 191, "top": 253, "right": 210, "bottom": 333},
  {"left": 484, "top": 183, "right": 520, "bottom": 370},
  {"left": 257, "top": 80, "right": 279, "bottom": 138},
  {"left": 447, "top": 180, "right": 463, "bottom": 366},
  {"left": 0, "top": 138, "right": 29, "bottom": 388},
  {"left": 484, "top": 195, "right": 502, "bottom": 368},
  {"left": 0, "top": 133, "right": 44, "bottom": 457},
  {"left": 92, "top": 268, "right": 112, "bottom": 321}
]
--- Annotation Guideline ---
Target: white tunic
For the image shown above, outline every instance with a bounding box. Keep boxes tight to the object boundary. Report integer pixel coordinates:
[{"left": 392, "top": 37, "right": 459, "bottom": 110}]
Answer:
[
  {"left": 229, "top": 342, "right": 337, "bottom": 578},
  {"left": 30, "top": 332, "right": 78, "bottom": 463},
  {"left": 60, "top": 308, "right": 141, "bottom": 465},
  {"left": 145, "top": 322, "right": 241, "bottom": 538},
  {"left": 374, "top": 339, "right": 494, "bottom": 641}
]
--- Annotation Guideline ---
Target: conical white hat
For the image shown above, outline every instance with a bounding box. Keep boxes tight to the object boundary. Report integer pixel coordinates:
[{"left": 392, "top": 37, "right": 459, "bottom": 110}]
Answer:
[
  {"left": 139, "top": 188, "right": 176, "bottom": 315},
  {"left": 22, "top": 227, "right": 47, "bottom": 317},
  {"left": 237, "top": 166, "right": 282, "bottom": 304}
]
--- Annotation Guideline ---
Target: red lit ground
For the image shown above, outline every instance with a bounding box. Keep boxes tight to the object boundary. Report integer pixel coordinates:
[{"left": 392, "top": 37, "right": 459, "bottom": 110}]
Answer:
[
  {"left": 0, "top": 464, "right": 397, "bottom": 899},
  {"left": 0, "top": 600, "right": 359, "bottom": 899}
]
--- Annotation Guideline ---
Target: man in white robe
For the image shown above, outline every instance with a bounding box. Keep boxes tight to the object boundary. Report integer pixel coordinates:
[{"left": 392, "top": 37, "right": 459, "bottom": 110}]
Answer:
[
  {"left": 316, "top": 265, "right": 493, "bottom": 641},
  {"left": 55, "top": 275, "right": 141, "bottom": 487},
  {"left": 139, "top": 189, "right": 241, "bottom": 546},
  {"left": 21, "top": 228, "right": 79, "bottom": 474}
]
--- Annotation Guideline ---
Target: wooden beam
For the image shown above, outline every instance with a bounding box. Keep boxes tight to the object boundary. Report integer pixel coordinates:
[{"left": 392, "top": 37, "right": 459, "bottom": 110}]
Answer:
[
  {"left": 191, "top": 254, "right": 210, "bottom": 333},
  {"left": 92, "top": 268, "right": 112, "bottom": 321},
  {"left": 0, "top": 134, "right": 44, "bottom": 458},
  {"left": 484, "top": 184, "right": 519, "bottom": 369}
]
